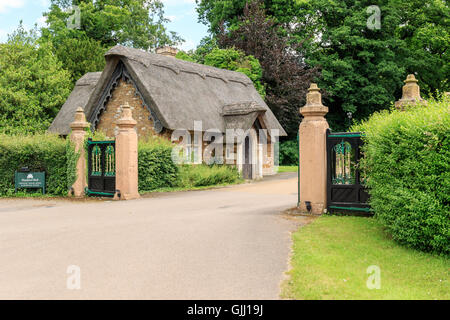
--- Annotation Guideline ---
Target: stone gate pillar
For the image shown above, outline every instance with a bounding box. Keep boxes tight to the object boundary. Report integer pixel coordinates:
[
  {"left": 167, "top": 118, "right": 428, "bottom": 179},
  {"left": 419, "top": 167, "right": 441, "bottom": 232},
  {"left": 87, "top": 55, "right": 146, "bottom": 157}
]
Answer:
[
  {"left": 114, "top": 102, "right": 140, "bottom": 200},
  {"left": 69, "top": 107, "right": 89, "bottom": 197},
  {"left": 298, "top": 84, "right": 329, "bottom": 214},
  {"left": 395, "top": 74, "right": 427, "bottom": 109}
]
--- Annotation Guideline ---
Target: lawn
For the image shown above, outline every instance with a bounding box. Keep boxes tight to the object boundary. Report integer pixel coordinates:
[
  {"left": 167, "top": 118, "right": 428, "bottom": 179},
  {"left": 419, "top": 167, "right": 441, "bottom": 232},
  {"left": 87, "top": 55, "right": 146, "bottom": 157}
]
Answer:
[
  {"left": 277, "top": 165, "right": 298, "bottom": 173},
  {"left": 282, "top": 215, "right": 449, "bottom": 300}
]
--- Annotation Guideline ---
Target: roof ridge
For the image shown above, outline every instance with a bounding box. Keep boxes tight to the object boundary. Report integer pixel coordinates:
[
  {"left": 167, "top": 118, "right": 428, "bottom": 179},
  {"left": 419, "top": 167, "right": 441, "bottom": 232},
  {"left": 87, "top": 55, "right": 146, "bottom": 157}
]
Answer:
[{"left": 105, "top": 45, "right": 253, "bottom": 86}]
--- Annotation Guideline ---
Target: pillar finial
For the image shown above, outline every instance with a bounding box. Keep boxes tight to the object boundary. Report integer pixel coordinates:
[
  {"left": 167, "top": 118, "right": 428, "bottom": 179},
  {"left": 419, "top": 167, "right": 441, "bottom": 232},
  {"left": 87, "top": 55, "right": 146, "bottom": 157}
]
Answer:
[
  {"left": 300, "top": 83, "right": 328, "bottom": 117},
  {"left": 70, "top": 107, "right": 89, "bottom": 130},
  {"left": 395, "top": 74, "right": 427, "bottom": 109},
  {"left": 116, "top": 102, "right": 137, "bottom": 127}
]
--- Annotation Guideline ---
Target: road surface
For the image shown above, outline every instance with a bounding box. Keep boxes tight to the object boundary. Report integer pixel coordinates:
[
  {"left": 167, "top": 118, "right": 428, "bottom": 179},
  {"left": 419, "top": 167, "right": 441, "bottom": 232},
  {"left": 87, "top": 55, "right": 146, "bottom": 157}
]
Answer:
[{"left": 0, "top": 172, "right": 303, "bottom": 299}]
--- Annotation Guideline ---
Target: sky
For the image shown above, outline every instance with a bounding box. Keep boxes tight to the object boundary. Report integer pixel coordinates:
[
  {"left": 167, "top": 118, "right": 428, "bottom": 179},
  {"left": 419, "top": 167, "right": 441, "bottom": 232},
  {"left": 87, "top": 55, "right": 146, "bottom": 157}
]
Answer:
[{"left": 0, "top": 0, "right": 209, "bottom": 51}]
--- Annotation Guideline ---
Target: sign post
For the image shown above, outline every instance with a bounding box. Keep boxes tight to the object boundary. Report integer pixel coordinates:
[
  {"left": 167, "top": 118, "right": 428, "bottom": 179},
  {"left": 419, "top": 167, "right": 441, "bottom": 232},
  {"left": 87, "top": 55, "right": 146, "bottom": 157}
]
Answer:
[{"left": 14, "top": 170, "right": 46, "bottom": 194}]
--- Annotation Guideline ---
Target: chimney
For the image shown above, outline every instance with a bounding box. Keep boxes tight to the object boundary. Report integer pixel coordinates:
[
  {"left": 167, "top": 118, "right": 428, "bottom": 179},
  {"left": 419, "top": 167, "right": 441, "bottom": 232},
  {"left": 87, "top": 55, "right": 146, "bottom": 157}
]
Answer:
[{"left": 155, "top": 46, "right": 179, "bottom": 58}]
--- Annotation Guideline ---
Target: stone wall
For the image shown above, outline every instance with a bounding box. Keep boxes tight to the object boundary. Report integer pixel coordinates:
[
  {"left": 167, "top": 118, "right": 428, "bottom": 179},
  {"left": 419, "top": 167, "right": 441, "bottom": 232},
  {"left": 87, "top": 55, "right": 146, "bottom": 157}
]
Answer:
[{"left": 96, "top": 79, "right": 158, "bottom": 139}]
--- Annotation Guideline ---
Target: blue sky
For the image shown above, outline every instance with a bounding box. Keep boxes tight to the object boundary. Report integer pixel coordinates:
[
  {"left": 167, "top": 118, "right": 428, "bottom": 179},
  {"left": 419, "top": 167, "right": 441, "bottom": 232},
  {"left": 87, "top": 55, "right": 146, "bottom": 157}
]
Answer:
[{"left": 0, "top": 0, "right": 209, "bottom": 51}]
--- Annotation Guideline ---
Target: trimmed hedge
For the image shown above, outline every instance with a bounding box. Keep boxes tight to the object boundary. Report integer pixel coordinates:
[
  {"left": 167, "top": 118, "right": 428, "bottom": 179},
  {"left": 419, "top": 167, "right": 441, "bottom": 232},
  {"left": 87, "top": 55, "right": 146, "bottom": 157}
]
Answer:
[
  {"left": 138, "top": 141, "right": 179, "bottom": 192},
  {"left": 0, "top": 134, "right": 78, "bottom": 196},
  {"left": 352, "top": 97, "right": 450, "bottom": 255}
]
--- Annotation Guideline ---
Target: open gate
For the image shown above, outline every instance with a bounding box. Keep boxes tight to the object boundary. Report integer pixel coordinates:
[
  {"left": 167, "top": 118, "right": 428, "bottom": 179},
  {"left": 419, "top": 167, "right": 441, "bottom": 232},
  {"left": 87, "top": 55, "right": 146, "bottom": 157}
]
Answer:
[
  {"left": 326, "top": 129, "right": 371, "bottom": 213},
  {"left": 86, "top": 138, "right": 116, "bottom": 197}
]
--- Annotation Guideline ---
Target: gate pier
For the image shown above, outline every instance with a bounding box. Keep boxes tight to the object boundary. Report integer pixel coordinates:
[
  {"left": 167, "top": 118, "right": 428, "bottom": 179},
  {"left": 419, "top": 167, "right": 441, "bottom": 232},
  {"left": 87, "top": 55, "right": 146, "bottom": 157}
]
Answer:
[
  {"left": 298, "top": 84, "right": 329, "bottom": 214},
  {"left": 69, "top": 107, "right": 90, "bottom": 197},
  {"left": 114, "top": 102, "right": 140, "bottom": 200}
]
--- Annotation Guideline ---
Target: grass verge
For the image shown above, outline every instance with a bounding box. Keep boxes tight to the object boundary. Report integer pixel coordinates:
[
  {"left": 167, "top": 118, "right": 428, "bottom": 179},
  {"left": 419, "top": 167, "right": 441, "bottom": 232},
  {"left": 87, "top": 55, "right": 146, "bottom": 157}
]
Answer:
[
  {"left": 277, "top": 166, "right": 298, "bottom": 173},
  {"left": 282, "top": 215, "right": 449, "bottom": 300}
]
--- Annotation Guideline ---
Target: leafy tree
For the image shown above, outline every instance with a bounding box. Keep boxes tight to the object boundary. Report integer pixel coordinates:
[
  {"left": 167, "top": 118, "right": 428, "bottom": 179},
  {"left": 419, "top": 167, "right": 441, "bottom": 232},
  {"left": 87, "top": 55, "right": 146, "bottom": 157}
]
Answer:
[
  {"left": 395, "top": 0, "right": 449, "bottom": 94},
  {"left": 197, "top": 0, "right": 449, "bottom": 131},
  {"left": 197, "top": 0, "right": 299, "bottom": 34},
  {"left": 44, "top": 0, "right": 183, "bottom": 49},
  {"left": 176, "top": 47, "right": 266, "bottom": 98},
  {"left": 217, "top": 1, "right": 318, "bottom": 137},
  {"left": 41, "top": 0, "right": 183, "bottom": 83},
  {"left": 297, "top": 0, "right": 407, "bottom": 130},
  {"left": 0, "top": 24, "right": 72, "bottom": 134}
]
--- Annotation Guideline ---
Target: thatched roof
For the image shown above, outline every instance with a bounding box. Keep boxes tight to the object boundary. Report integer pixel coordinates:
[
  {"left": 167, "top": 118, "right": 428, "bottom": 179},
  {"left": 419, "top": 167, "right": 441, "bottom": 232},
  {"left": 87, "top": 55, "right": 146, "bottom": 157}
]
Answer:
[
  {"left": 48, "top": 72, "right": 101, "bottom": 135},
  {"left": 49, "top": 45, "right": 286, "bottom": 136}
]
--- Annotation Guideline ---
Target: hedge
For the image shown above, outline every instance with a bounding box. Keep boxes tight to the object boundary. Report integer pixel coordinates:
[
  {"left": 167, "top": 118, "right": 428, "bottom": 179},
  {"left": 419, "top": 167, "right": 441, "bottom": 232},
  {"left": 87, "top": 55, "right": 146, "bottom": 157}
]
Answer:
[
  {"left": 0, "top": 134, "right": 78, "bottom": 196},
  {"left": 138, "top": 140, "right": 179, "bottom": 192},
  {"left": 352, "top": 96, "right": 450, "bottom": 255},
  {"left": 178, "top": 164, "right": 239, "bottom": 188}
]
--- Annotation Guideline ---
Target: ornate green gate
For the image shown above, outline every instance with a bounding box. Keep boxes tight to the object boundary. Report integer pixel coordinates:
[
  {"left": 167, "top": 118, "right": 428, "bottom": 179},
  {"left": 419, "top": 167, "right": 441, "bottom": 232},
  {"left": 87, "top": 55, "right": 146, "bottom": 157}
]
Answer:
[
  {"left": 86, "top": 138, "right": 116, "bottom": 197},
  {"left": 326, "top": 130, "right": 371, "bottom": 213}
]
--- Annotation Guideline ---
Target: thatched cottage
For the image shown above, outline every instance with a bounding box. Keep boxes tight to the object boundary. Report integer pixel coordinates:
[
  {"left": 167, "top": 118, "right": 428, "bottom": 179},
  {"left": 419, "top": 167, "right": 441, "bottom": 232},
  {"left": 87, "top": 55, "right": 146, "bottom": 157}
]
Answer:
[{"left": 49, "top": 45, "right": 286, "bottom": 179}]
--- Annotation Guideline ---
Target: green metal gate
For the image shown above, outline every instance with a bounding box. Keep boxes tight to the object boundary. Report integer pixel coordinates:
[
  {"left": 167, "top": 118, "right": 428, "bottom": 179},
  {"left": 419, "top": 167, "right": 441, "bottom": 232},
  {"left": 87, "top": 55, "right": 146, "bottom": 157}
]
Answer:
[{"left": 86, "top": 138, "right": 116, "bottom": 197}]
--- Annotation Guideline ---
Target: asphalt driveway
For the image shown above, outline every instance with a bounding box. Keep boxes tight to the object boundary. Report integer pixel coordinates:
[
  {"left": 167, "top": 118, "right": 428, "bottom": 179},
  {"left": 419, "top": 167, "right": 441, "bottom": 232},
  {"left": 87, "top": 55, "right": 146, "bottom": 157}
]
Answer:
[{"left": 0, "top": 172, "right": 301, "bottom": 299}]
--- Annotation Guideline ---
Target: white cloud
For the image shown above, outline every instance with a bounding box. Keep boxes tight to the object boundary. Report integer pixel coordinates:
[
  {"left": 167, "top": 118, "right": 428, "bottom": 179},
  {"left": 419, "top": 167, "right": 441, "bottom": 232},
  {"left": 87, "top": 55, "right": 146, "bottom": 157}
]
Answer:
[
  {"left": 166, "top": 15, "right": 177, "bottom": 22},
  {"left": 36, "top": 15, "right": 47, "bottom": 28},
  {"left": 0, "top": 0, "right": 25, "bottom": 13},
  {"left": 0, "top": 29, "right": 8, "bottom": 42},
  {"left": 177, "top": 38, "right": 196, "bottom": 51}
]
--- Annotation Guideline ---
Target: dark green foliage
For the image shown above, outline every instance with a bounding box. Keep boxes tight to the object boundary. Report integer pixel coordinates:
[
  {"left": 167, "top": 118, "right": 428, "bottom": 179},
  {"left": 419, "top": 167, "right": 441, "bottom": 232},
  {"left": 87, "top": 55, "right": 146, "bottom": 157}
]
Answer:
[
  {"left": 197, "top": 0, "right": 449, "bottom": 132},
  {"left": 138, "top": 142, "right": 179, "bottom": 192},
  {"left": 279, "top": 140, "right": 298, "bottom": 165},
  {"left": 352, "top": 96, "right": 450, "bottom": 255},
  {"left": 0, "top": 134, "right": 79, "bottom": 196}
]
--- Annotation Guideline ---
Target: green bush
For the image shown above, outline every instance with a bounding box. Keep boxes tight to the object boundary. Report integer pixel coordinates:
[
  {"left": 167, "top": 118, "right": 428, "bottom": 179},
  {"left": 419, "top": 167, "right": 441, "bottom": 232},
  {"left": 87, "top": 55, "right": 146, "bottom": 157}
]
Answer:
[
  {"left": 0, "top": 134, "right": 78, "bottom": 196},
  {"left": 178, "top": 164, "right": 240, "bottom": 188},
  {"left": 138, "top": 139, "right": 179, "bottom": 192},
  {"left": 352, "top": 96, "right": 450, "bottom": 255},
  {"left": 279, "top": 140, "right": 298, "bottom": 166}
]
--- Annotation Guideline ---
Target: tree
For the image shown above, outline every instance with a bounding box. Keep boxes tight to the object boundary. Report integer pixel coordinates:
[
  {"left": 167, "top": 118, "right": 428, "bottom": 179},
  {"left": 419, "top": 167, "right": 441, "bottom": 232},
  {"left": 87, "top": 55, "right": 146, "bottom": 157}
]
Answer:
[
  {"left": 176, "top": 47, "right": 266, "bottom": 98},
  {"left": 217, "top": 1, "right": 318, "bottom": 137},
  {"left": 395, "top": 0, "right": 449, "bottom": 94},
  {"left": 197, "top": 0, "right": 449, "bottom": 131},
  {"left": 42, "top": 0, "right": 183, "bottom": 83},
  {"left": 297, "top": 0, "right": 407, "bottom": 130},
  {"left": 0, "top": 24, "right": 72, "bottom": 134},
  {"left": 197, "top": 0, "right": 299, "bottom": 34}
]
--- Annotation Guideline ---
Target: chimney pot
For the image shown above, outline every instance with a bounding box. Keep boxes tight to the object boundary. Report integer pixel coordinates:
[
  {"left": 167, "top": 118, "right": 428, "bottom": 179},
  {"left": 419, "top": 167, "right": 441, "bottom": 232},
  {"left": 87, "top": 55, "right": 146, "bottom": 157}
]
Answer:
[{"left": 155, "top": 46, "right": 179, "bottom": 58}]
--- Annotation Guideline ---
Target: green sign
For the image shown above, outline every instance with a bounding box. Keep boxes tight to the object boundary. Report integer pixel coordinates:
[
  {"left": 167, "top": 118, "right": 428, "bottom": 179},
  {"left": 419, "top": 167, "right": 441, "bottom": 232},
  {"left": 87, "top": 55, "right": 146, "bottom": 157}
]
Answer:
[{"left": 15, "top": 171, "right": 45, "bottom": 194}]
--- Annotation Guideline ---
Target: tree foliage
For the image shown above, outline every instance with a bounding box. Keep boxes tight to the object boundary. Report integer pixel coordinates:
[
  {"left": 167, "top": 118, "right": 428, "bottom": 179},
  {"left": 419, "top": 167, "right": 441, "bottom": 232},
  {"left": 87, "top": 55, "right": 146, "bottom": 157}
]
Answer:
[
  {"left": 197, "top": 0, "right": 449, "bottom": 131},
  {"left": 0, "top": 25, "right": 72, "bottom": 134},
  {"left": 217, "top": 1, "right": 318, "bottom": 137},
  {"left": 42, "top": 0, "right": 184, "bottom": 83}
]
